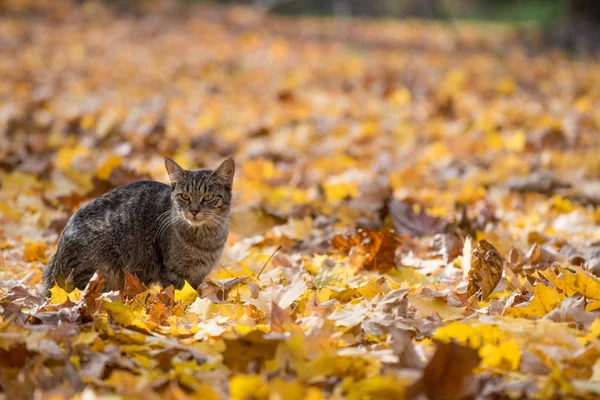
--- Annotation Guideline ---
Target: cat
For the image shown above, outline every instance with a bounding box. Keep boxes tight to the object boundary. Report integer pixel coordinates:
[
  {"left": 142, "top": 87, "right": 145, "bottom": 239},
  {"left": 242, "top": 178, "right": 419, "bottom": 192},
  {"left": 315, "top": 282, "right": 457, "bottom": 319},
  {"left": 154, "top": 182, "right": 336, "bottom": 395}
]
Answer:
[{"left": 42, "top": 157, "right": 234, "bottom": 297}]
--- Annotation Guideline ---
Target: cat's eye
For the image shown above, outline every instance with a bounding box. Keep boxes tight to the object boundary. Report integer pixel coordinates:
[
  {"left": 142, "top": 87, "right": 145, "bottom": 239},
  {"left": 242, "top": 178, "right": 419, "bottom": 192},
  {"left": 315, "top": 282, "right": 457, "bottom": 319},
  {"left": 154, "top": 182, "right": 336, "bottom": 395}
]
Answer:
[
  {"left": 179, "top": 193, "right": 191, "bottom": 201},
  {"left": 203, "top": 194, "right": 215, "bottom": 202}
]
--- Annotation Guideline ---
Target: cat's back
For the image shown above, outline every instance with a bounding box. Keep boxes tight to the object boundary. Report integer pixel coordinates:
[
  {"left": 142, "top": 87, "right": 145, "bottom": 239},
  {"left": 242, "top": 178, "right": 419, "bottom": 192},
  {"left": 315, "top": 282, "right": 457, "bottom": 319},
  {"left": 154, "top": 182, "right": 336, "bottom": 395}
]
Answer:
[{"left": 66, "top": 180, "right": 171, "bottom": 234}]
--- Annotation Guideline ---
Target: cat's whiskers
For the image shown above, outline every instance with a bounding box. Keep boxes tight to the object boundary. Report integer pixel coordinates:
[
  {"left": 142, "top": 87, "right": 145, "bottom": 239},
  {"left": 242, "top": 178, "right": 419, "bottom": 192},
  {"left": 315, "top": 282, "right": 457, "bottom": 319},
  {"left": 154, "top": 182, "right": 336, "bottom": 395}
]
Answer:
[
  {"left": 200, "top": 213, "right": 229, "bottom": 236},
  {"left": 154, "top": 211, "right": 183, "bottom": 243},
  {"left": 152, "top": 210, "right": 173, "bottom": 243},
  {"left": 226, "top": 214, "right": 242, "bottom": 229}
]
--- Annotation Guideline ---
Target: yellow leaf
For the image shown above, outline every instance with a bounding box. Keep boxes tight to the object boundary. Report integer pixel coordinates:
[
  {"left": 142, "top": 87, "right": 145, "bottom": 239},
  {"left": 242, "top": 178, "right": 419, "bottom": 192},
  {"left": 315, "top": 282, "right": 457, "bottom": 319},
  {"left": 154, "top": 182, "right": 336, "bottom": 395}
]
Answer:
[
  {"left": 433, "top": 322, "right": 507, "bottom": 349},
  {"left": 359, "top": 121, "right": 378, "bottom": 137},
  {"left": 504, "top": 130, "right": 526, "bottom": 153},
  {"left": 229, "top": 374, "right": 269, "bottom": 400},
  {"left": 242, "top": 159, "right": 283, "bottom": 181},
  {"left": 103, "top": 301, "right": 153, "bottom": 333},
  {"left": 103, "top": 370, "right": 145, "bottom": 390},
  {"left": 73, "top": 331, "right": 99, "bottom": 346},
  {"left": 388, "top": 87, "right": 412, "bottom": 106},
  {"left": 80, "top": 114, "right": 96, "bottom": 130},
  {"left": 288, "top": 217, "right": 313, "bottom": 241},
  {"left": 48, "top": 285, "right": 82, "bottom": 304},
  {"left": 269, "top": 378, "right": 307, "bottom": 400},
  {"left": 102, "top": 301, "right": 134, "bottom": 326},
  {"left": 542, "top": 266, "right": 600, "bottom": 300},
  {"left": 300, "top": 352, "right": 381, "bottom": 382},
  {"left": 23, "top": 242, "right": 48, "bottom": 262},
  {"left": 586, "top": 301, "right": 600, "bottom": 312},
  {"left": 580, "top": 318, "right": 600, "bottom": 345},
  {"left": 479, "top": 339, "right": 520, "bottom": 371},
  {"left": 55, "top": 145, "right": 91, "bottom": 171},
  {"left": 344, "top": 374, "right": 409, "bottom": 400},
  {"left": 95, "top": 155, "right": 123, "bottom": 180},
  {"left": 48, "top": 284, "right": 68, "bottom": 304},
  {"left": 0, "top": 201, "right": 20, "bottom": 220},
  {"left": 497, "top": 77, "right": 516, "bottom": 95},
  {"left": 265, "top": 186, "right": 310, "bottom": 214},
  {"left": 553, "top": 196, "right": 575, "bottom": 213},
  {"left": 504, "top": 283, "right": 565, "bottom": 318},
  {"left": 174, "top": 281, "right": 199, "bottom": 305},
  {"left": 323, "top": 181, "right": 359, "bottom": 203},
  {"left": 234, "top": 324, "right": 270, "bottom": 336},
  {"left": 409, "top": 296, "right": 465, "bottom": 321}
]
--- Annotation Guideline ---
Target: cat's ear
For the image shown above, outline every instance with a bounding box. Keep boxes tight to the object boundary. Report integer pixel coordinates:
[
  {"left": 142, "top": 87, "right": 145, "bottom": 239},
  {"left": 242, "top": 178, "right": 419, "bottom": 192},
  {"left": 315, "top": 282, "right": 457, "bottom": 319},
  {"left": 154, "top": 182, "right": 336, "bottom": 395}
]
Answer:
[
  {"left": 164, "top": 157, "right": 185, "bottom": 183},
  {"left": 213, "top": 157, "right": 235, "bottom": 185}
]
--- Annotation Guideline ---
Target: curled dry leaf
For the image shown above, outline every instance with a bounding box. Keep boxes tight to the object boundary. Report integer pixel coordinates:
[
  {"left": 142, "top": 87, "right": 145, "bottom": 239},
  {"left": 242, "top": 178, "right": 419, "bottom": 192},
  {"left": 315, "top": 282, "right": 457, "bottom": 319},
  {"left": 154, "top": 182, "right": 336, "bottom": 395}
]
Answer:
[{"left": 467, "top": 239, "right": 503, "bottom": 300}]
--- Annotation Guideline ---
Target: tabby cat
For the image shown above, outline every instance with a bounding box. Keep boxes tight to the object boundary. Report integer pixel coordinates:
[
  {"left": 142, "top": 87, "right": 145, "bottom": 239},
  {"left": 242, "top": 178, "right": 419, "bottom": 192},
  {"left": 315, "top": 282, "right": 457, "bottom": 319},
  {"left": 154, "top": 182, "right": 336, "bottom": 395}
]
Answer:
[{"left": 42, "top": 157, "right": 234, "bottom": 296}]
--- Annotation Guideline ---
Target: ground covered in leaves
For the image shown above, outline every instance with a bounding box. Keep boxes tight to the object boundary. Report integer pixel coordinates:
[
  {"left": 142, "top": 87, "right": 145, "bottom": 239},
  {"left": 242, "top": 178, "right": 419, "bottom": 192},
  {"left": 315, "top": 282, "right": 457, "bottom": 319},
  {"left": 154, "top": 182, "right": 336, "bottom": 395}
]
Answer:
[{"left": 2, "top": 2, "right": 600, "bottom": 399}]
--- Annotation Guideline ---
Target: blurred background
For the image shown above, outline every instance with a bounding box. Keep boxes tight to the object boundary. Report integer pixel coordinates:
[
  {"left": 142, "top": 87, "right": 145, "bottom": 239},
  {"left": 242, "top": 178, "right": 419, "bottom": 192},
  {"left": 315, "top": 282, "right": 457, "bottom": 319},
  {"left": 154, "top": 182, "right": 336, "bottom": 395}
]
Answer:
[{"left": 5, "top": 0, "right": 600, "bottom": 52}]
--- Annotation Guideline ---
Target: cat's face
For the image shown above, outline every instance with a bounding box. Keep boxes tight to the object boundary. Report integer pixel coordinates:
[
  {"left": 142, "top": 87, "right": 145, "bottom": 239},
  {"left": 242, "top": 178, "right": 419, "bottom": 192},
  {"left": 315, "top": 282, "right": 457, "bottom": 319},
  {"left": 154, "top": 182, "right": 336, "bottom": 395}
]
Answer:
[{"left": 165, "top": 157, "right": 234, "bottom": 227}]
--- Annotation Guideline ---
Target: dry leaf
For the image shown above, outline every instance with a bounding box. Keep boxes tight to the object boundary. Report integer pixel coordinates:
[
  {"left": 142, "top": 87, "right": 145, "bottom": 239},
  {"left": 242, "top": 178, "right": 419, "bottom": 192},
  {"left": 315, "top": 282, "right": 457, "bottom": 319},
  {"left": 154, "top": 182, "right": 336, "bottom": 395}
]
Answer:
[
  {"left": 467, "top": 240, "right": 503, "bottom": 300},
  {"left": 408, "top": 341, "right": 480, "bottom": 400},
  {"left": 332, "top": 228, "right": 403, "bottom": 272},
  {"left": 389, "top": 200, "right": 451, "bottom": 237}
]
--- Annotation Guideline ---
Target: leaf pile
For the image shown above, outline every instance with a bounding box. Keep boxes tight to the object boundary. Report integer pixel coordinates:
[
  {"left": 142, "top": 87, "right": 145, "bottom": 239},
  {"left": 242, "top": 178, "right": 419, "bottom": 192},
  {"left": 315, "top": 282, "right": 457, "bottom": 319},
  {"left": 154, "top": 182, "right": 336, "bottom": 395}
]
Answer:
[{"left": 2, "top": 2, "right": 600, "bottom": 399}]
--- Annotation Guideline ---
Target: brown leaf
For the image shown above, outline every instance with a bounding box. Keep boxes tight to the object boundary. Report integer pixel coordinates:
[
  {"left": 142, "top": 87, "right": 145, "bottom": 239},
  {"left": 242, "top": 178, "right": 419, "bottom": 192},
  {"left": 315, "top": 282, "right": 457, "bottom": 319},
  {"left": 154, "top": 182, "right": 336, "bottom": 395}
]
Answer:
[
  {"left": 123, "top": 270, "right": 146, "bottom": 299},
  {"left": 147, "top": 302, "right": 167, "bottom": 324},
  {"left": 80, "top": 272, "right": 105, "bottom": 320},
  {"left": 332, "top": 228, "right": 403, "bottom": 272},
  {"left": 5, "top": 286, "right": 42, "bottom": 307},
  {"left": 0, "top": 343, "right": 34, "bottom": 368},
  {"left": 467, "top": 240, "right": 503, "bottom": 300},
  {"left": 389, "top": 199, "right": 450, "bottom": 237},
  {"left": 201, "top": 276, "right": 250, "bottom": 303},
  {"left": 429, "top": 233, "right": 464, "bottom": 263},
  {"left": 408, "top": 341, "right": 481, "bottom": 400},
  {"left": 270, "top": 301, "right": 292, "bottom": 332},
  {"left": 388, "top": 328, "right": 423, "bottom": 369}
]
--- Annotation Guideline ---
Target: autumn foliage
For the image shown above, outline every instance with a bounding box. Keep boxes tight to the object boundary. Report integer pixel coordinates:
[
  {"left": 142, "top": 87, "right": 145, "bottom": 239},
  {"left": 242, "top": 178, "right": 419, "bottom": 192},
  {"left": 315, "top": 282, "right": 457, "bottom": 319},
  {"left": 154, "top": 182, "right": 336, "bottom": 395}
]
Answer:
[{"left": 2, "top": 1, "right": 600, "bottom": 399}]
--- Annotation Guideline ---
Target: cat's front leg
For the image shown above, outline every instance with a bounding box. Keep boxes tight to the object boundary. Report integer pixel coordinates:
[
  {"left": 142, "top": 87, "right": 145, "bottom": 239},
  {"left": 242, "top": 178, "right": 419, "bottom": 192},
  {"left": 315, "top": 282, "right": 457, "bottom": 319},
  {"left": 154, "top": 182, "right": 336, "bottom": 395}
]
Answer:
[{"left": 161, "top": 271, "right": 185, "bottom": 290}]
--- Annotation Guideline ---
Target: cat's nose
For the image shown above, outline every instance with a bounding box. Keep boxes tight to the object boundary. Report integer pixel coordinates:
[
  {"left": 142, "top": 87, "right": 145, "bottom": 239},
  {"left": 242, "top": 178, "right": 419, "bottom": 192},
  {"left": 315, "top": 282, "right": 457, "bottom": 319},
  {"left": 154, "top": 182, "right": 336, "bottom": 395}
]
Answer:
[{"left": 190, "top": 211, "right": 199, "bottom": 217}]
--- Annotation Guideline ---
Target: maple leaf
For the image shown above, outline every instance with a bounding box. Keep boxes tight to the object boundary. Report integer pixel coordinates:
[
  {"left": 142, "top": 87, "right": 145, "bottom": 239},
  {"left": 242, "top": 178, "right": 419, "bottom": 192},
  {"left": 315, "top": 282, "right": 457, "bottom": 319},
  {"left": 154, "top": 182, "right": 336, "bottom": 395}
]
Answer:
[
  {"left": 541, "top": 266, "right": 600, "bottom": 301},
  {"left": 505, "top": 282, "right": 565, "bottom": 318},
  {"left": 123, "top": 270, "right": 146, "bottom": 299},
  {"left": 174, "top": 281, "right": 199, "bottom": 306}
]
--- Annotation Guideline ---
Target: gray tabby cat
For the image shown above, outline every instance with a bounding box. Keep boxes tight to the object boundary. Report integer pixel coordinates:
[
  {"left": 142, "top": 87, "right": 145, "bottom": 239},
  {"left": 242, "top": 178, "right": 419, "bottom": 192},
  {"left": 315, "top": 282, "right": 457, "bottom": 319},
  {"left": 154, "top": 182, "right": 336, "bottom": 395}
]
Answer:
[{"left": 42, "top": 157, "right": 234, "bottom": 296}]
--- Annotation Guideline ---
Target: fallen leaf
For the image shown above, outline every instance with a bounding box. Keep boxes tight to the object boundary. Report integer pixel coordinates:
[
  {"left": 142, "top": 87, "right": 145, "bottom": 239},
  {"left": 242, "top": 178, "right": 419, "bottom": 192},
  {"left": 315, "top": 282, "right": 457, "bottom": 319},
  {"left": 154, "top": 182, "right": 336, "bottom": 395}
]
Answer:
[
  {"left": 504, "top": 282, "right": 565, "bottom": 318},
  {"left": 123, "top": 270, "right": 146, "bottom": 299},
  {"left": 467, "top": 240, "right": 503, "bottom": 300},
  {"left": 174, "top": 281, "right": 199, "bottom": 305},
  {"left": 332, "top": 228, "right": 403, "bottom": 272},
  {"left": 407, "top": 341, "right": 480, "bottom": 400},
  {"left": 541, "top": 266, "right": 600, "bottom": 301},
  {"left": 23, "top": 242, "right": 48, "bottom": 263},
  {"left": 389, "top": 200, "right": 451, "bottom": 237}
]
